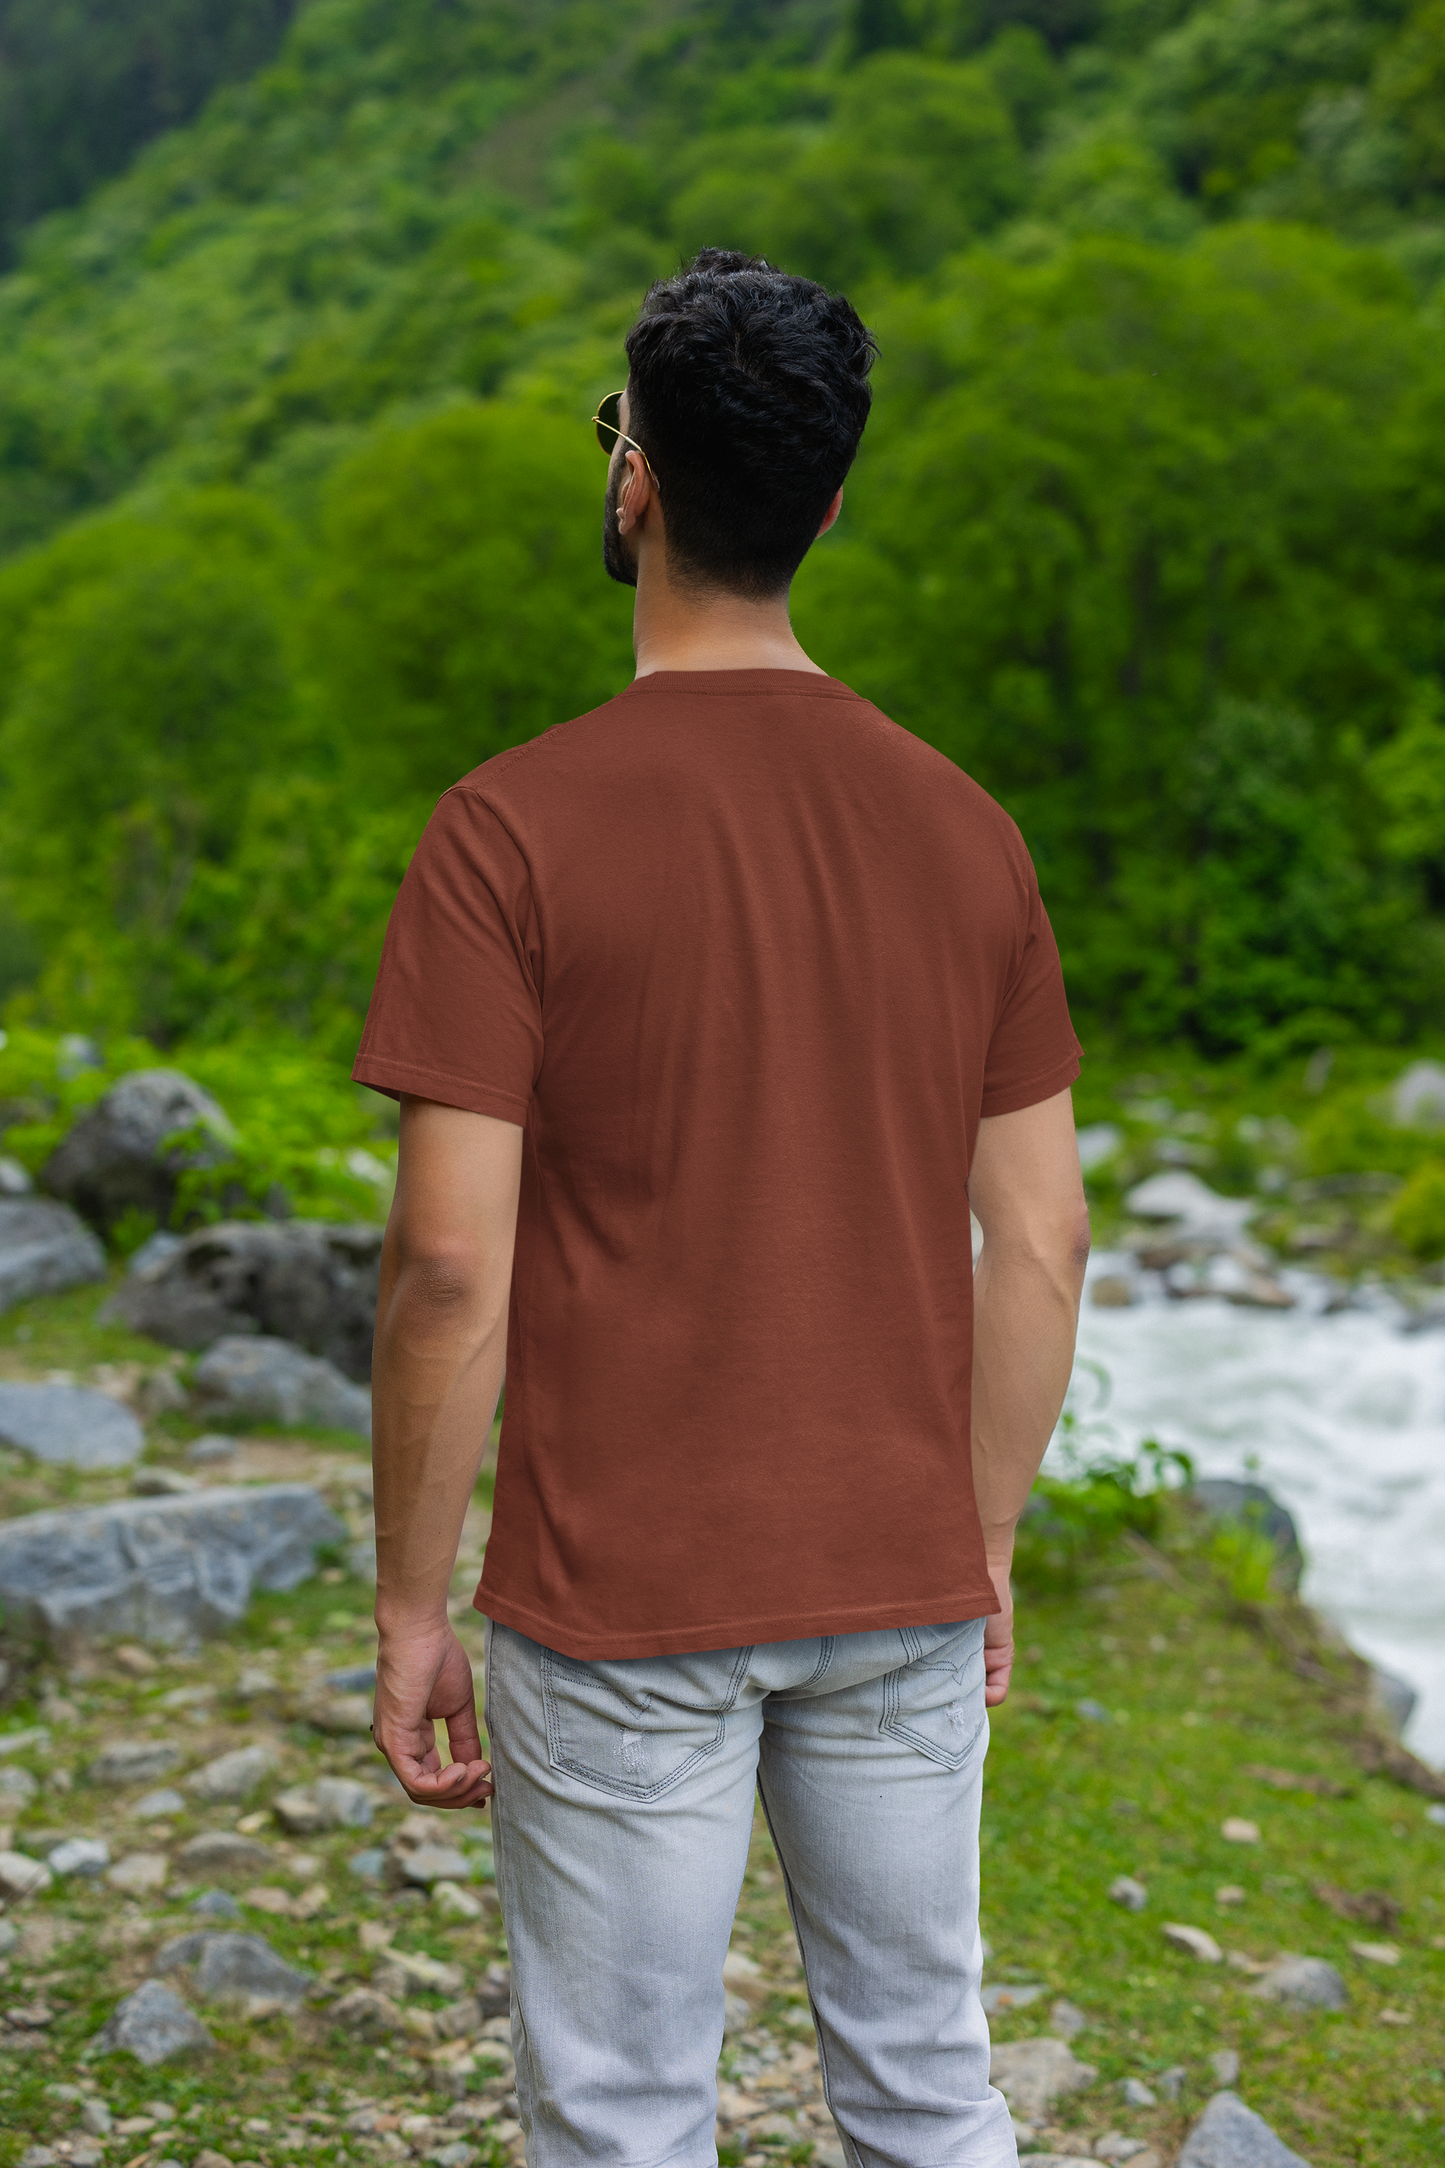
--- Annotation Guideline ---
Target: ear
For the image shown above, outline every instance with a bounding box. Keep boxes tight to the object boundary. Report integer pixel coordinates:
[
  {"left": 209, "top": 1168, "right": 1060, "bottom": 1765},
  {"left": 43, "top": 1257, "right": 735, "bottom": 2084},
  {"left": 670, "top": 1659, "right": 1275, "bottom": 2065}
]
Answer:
[
  {"left": 816, "top": 486, "right": 844, "bottom": 538},
  {"left": 616, "top": 447, "right": 654, "bottom": 535}
]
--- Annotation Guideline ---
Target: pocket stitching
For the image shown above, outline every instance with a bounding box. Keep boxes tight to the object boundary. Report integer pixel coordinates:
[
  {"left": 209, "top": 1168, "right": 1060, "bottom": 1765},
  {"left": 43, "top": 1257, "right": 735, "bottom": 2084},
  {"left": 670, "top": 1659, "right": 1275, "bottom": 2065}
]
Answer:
[
  {"left": 541, "top": 1643, "right": 752, "bottom": 1800},
  {"left": 879, "top": 1635, "right": 987, "bottom": 1771}
]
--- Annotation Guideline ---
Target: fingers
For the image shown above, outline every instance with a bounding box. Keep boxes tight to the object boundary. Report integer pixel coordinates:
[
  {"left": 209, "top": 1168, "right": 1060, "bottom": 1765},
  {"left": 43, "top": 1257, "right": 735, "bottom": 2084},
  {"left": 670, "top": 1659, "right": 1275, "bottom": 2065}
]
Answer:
[{"left": 397, "top": 1756, "right": 494, "bottom": 1810}]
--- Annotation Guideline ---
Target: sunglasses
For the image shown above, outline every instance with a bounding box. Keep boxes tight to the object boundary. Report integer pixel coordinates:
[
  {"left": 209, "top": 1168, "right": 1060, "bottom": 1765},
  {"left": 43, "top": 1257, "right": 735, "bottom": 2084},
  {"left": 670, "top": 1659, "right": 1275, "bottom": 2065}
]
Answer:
[{"left": 592, "top": 391, "right": 659, "bottom": 487}]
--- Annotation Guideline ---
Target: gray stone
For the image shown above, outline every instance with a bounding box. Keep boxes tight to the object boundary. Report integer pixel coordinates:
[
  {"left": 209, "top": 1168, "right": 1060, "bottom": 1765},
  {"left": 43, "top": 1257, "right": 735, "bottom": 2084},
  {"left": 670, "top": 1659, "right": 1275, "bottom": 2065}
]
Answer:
[
  {"left": 175, "top": 1831, "right": 274, "bottom": 1876},
  {"left": 1050, "top": 1998, "right": 1088, "bottom": 2039},
  {"left": 1192, "top": 1480, "right": 1304, "bottom": 1592},
  {"left": 0, "top": 1919, "right": 17, "bottom": 1955},
  {"left": 1367, "top": 1664, "right": 1417, "bottom": 1738},
  {"left": 130, "top": 1468, "right": 200, "bottom": 1497},
  {"left": 105, "top": 1219, "right": 382, "bottom": 1381},
  {"left": 988, "top": 2037, "right": 1097, "bottom": 2120},
  {"left": 1109, "top": 1874, "right": 1148, "bottom": 1911},
  {"left": 79, "top": 2101, "right": 113, "bottom": 2136},
  {"left": 1211, "top": 2049, "right": 1242, "bottom": 2086},
  {"left": 0, "top": 1764, "right": 37, "bottom": 1803},
  {"left": 0, "top": 1197, "right": 107, "bottom": 1314},
  {"left": 981, "top": 1982, "right": 1046, "bottom": 2014},
  {"left": 190, "top": 1888, "right": 242, "bottom": 1920},
  {"left": 327, "top": 1986, "right": 404, "bottom": 2039},
  {"left": 1122, "top": 2076, "right": 1156, "bottom": 2105},
  {"left": 1159, "top": 2065, "right": 1187, "bottom": 2099},
  {"left": 401, "top": 1844, "right": 472, "bottom": 1887},
  {"left": 188, "top": 1743, "right": 275, "bottom": 1802},
  {"left": 1075, "top": 1697, "right": 1109, "bottom": 1721},
  {"left": 1248, "top": 1955, "right": 1349, "bottom": 2011},
  {"left": 1177, "top": 2090, "right": 1313, "bottom": 2167},
  {"left": 0, "top": 1848, "right": 52, "bottom": 1895},
  {"left": 0, "top": 1383, "right": 143, "bottom": 1471},
  {"left": 1124, "top": 1173, "right": 1255, "bottom": 1242},
  {"left": 191, "top": 1335, "right": 371, "bottom": 1439},
  {"left": 132, "top": 1787, "right": 186, "bottom": 1819},
  {"left": 153, "top": 1929, "right": 311, "bottom": 2007},
  {"left": 86, "top": 1979, "right": 215, "bottom": 2066},
  {"left": 297, "top": 1689, "right": 373, "bottom": 1734},
  {"left": 48, "top": 1837, "right": 109, "bottom": 1877},
  {"left": 91, "top": 1739, "right": 182, "bottom": 1787},
  {"left": 187, "top": 1433, "right": 237, "bottom": 1463},
  {"left": 349, "top": 1847, "right": 387, "bottom": 1881},
  {"left": 1391, "top": 1059, "right": 1445, "bottom": 1130},
  {"left": 325, "top": 1663, "right": 377, "bottom": 1692},
  {"left": 272, "top": 1776, "right": 375, "bottom": 1835},
  {"left": 1076, "top": 1123, "right": 1122, "bottom": 1173},
  {"left": 41, "top": 1070, "right": 234, "bottom": 1238},
  {"left": 127, "top": 1231, "right": 184, "bottom": 1277},
  {"left": 0, "top": 1483, "right": 344, "bottom": 1648},
  {"left": 0, "top": 1155, "right": 32, "bottom": 1193}
]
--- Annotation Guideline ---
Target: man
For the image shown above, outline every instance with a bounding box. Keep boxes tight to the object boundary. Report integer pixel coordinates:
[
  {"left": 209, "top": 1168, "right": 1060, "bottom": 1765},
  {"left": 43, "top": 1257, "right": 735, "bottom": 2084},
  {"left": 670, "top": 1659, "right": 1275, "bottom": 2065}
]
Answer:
[{"left": 357, "top": 250, "right": 1089, "bottom": 2168}]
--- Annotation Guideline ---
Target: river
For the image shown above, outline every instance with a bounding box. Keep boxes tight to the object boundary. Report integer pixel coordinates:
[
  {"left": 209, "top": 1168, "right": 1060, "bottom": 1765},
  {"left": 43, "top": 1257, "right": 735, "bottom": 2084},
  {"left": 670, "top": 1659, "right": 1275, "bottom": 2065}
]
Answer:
[{"left": 1055, "top": 1255, "right": 1445, "bottom": 1769}]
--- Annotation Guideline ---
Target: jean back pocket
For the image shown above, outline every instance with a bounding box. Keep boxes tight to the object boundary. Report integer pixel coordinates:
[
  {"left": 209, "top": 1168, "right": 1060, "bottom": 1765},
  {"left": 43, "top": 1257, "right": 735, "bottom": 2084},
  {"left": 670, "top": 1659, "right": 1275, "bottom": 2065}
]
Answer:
[{"left": 541, "top": 1644, "right": 751, "bottom": 1800}]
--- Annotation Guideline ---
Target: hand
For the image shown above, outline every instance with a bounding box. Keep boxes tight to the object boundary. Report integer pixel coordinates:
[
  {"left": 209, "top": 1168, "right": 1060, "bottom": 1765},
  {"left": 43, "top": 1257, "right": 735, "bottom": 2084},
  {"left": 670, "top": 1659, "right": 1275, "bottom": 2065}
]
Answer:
[
  {"left": 983, "top": 1553, "right": 1015, "bottom": 1708},
  {"left": 372, "top": 1622, "right": 494, "bottom": 1808}
]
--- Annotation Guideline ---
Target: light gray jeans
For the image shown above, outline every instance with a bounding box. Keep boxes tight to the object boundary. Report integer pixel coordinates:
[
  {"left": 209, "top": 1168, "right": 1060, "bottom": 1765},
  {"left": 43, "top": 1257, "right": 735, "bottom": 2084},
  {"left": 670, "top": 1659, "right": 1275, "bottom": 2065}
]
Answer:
[{"left": 482, "top": 1614, "right": 1016, "bottom": 2168}]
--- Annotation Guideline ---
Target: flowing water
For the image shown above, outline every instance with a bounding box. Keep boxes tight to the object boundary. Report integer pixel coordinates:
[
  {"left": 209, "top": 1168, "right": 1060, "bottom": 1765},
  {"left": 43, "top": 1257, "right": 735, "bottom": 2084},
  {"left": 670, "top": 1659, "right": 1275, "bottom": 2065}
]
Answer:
[{"left": 1054, "top": 1256, "right": 1445, "bottom": 1768}]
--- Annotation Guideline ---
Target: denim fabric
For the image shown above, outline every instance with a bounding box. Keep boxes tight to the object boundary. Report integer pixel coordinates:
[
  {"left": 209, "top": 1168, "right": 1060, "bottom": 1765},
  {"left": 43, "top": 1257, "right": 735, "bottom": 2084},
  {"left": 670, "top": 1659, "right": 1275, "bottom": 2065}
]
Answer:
[{"left": 482, "top": 1616, "right": 1017, "bottom": 2168}]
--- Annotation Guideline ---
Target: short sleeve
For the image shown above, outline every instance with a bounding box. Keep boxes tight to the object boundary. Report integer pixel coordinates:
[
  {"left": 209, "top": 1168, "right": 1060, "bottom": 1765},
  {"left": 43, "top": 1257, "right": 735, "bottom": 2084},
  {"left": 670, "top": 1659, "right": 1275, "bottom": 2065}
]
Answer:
[
  {"left": 352, "top": 786, "right": 542, "bottom": 1126},
  {"left": 979, "top": 860, "right": 1082, "bottom": 1119}
]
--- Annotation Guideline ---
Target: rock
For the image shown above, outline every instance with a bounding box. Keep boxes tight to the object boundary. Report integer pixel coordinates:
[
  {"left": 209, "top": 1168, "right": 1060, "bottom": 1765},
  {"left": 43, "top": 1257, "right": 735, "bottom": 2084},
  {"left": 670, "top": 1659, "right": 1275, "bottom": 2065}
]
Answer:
[
  {"left": 1075, "top": 1697, "right": 1109, "bottom": 1721},
  {"left": 128, "top": 1231, "right": 185, "bottom": 1277},
  {"left": 187, "top": 1434, "right": 237, "bottom": 1464},
  {"left": 0, "top": 1198, "right": 107, "bottom": 1315},
  {"left": 0, "top": 1764, "right": 37, "bottom": 1803},
  {"left": 41, "top": 1070, "right": 234, "bottom": 1238},
  {"left": 0, "top": 1483, "right": 344, "bottom": 1648},
  {"left": 1367, "top": 1665, "right": 1417, "bottom": 1738},
  {"left": 1348, "top": 1938, "right": 1399, "bottom": 1963},
  {"left": 433, "top": 1882, "right": 485, "bottom": 1922},
  {"left": 1313, "top": 1882, "right": 1400, "bottom": 1929},
  {"left": 1159, "top": 2065, "right": 1187, "bottom": 2098},
  {"left": 105, "top": 1219, "right": 383, "bottom": 1381},
  {"left": 1109, "top": 1875, "right": 1148, "bottom": 1911},
  {"left": 0, "top": 1155, "right": 31, "bottom": 1194},
  {"left": 1124, "top": 1173, "right": 1255, "bottom": 1242},
  {"left": 1096, "top": 2137, "right": 1151, "bottom": 2162},
  {"left": 1192, "top": 1480, "right": 1304, "bottom": 1592},
  {"left": 349, "top": 1848, "right": 387, "bottom": 1881},
  {"left": 1050, "top": 1998, "right": 1088, "bottom": 2038},
  {"left": 373, "top": 1948, "right": 465, "bottom": 1997},
  {"left": 188, "top": 1744, "right": 275, "bottom": 1803},
  {"left": 1248, "top": 1955, "right": 1349, "bottom": 2011},
  {"left": 981, "top": 1982, "right": 1046, "bottom": 2013},
  {"left": 1122, "top": 2076, "right": 1157, "bottom": 2105},
  {"left": 0, "top": 1382, "right": 143, "bottom": 1470},
  {"left": 272, "top": 1776, "right": 376, "bottom": 1834},
  {"left": 0, "top": 1921, "right": 18, "bottom": 1956},
  {"left": 988, "top": 2036, "right": 1097, "bottom": 2120},
  {"left": 86, "top": 1979, "right": 215, "bottom": 2066},
  {"left": 130, "top": 1468, "right": 200, "bottom": 1497},
  {"left": 1223, "top": 1274, "right": 1296, "bottom": 1310},
  {"left": 298, "top": 1690, "right": 374, "bottom": 1735},
  {"left": 80, "top": 2102, "right": 114, "bottom": 2137},
  {"left": 1076, "top": 1123, "right": 1123, "bottom": 1173},
  {"left": 1091, "top": 1274, "right": 1138, "bottom": 1308},
  {"left": 177, "top": 1831, "right": 275, "bottom": 1876},
  {"left": 107, "top": 1853, "right": 169, "bottom": 1895},
  {"left": 48, "top": 1837, "right": 110, "bottom": 1877},
  {"left": 158, "top": 1930, "right": 311, "bottom": 2006},
  {"left": 325, "top": 1663, "right": 377, "bottom": 1692},
  {"left": 1211, "top": 2049, "right": 1241, "bottom": 2085},
  {"left": 191, "top": 1336, "right": 372, "bottom": 1440},
  {"left": 0, "top": 1724, "right": 48, "bottom": 1757},
  {"left": 0, "top": 1849, "right": 52, "bottom": 1896},
  {"left": 1221, "top": 1818, "right": 1261, "bottom": 1843},
  {"left": 400, "top": 1844, "right": 472, "bottom": 1887},
  {"left": 1392, "top": 1059, "right": 1445, "bottom": 1130},
  {"left": 191, "top": 1889, "right": 242, "bottom": 1920},
  {"left": 92, "top": 1739, "right": 182, "bottom": 1786},
  {"left": 1177, "top": 2090, "right": 1313, "bottom": 2167},
  {"left": 133, "top": 1786, "right": 185, "bottom": 1820},
  {"left": 1162, "top": 1923, "right": 1223, "bottom": 1963},
  {"left": 328, "top": 1986, "right": 405, "bottom": 2039}
]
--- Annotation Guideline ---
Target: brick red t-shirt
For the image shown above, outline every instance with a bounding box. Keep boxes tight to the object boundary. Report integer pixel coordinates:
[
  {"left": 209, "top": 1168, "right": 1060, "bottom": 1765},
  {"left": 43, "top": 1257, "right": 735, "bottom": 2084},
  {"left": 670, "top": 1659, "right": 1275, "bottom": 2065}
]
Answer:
[{"left": 353, "top": 669, "right": 1080, "bottom": 1658}]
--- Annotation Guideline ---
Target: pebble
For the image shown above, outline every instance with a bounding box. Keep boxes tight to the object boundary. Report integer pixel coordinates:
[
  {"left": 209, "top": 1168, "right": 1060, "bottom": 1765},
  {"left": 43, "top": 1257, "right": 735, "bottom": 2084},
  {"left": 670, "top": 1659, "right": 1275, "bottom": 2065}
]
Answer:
[
  {"left": 106, "top": 1852, "right": 169, "bottom": 1895},
  {"left": 1122, "top": 2076, "right": 1156, "bottom": 2106},
  {"left": 0, "top": 1849, "right": 53, "bottom": 1897},
  {"left": 349, "top": 1847, "right": 388, "bottom": 1881},
  {"left": 133, "top": 1787, "right": 185, "bottom": 1820},
  {"left": 1050, "top": 1998, "right": 1088, "bottom": 2039},
  {"left": 188, "top": 1881, "right": 246, "bottom": 1919},
  {"left": 402, "top": 1844, "right": 472, "bottom": 1886},
  {"left": 48, "top": 1837, "right": 110, "bottom": 1877},
  {"left": 1095, "top": 2136, "right": 1151, "bottom": 2161},
  {"left": 1177, "top": 2090, "right": 1311, "bottom": 2167},
  {"left": 1158, "top": 2064, "right": 1186, "bottom": 2099},
  {"left": 79, "top": 2102, "right": 113, "bottom": 2136},
  {"left": 272, "top": 1775, "right": 375, "bottom": 1833},
  {"left": 131, "top": 1468, "right": 200, "bottom": 1496},
  {"left": 433, "top": 1881, "right": 485, "bottom": 1922},
  {"left": 86, "top": 1979, "right": 215, "bottom": 2066},
  {"left": 187, "top": 1434, "right": 238, "bottom": 1463},
  {"left": 1109, "top": 1875, "right": 1147, "bottom": 1911},
  {"left": 1210, "top": 2048, "right": 1241, "bottom": 2085},
  {"left": 1248, "top": 1954, "right": 1349, "bottom": 2011},
  {"left": 91, "top": 1740, "right": 180, "bottom": 1787},
  {"left": 177, "top": 1831, "right": 274, "bottom": 1874},
  {"left": 188, "top": 1744, "right": 276, "bottom": 1802},
  {"left": 1215, "top": 1885, "right": 1246, "bottom": 1906},
  {"left": 981, "top": 1982, "right": 1046, "bottom": 2013},
  {"left": 1348, "top": 1939, "right": 1400, "bottom": 1964},
  {"left": 1075, "top": 1698, "right": 1109, "bottom": 1721},
  {"left": 1161, "top": 1922, "right": 1223, "bottom": 1963},
  {"left": 988, "top": 2037, "right": 1097, "bottom": 2120},
  {"left": 1221, "top": 1817, "right": 1261, "bottom": 1844}
]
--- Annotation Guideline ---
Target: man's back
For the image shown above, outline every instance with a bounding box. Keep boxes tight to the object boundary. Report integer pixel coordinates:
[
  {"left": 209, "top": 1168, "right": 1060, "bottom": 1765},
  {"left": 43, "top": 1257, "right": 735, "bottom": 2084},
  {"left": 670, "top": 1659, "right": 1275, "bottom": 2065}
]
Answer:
[{"left": 355, "top": 666, "right": 1078, "bottom": 1656}]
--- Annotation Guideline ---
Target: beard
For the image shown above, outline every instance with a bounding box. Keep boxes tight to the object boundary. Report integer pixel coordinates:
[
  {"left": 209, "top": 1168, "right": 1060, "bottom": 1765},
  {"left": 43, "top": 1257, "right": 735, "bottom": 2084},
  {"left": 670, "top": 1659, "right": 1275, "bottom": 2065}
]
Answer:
[{"left": 602, "top": 454, "right": 638, "bottom": 589}]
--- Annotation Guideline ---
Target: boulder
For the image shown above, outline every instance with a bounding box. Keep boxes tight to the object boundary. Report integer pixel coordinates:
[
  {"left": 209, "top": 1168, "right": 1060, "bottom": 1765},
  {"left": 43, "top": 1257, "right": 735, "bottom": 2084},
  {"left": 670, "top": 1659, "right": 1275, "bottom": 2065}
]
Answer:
[
  {"left": 105, "top": 1219, "right": 382, "bottom": 1381},
  {"left": 1177, "top": 2090, "right": 1313, "bottom": 2167},
  {"left": 86, "top": 1979, "right": 215, "bottom": 2066},
  {"left": 0, "top": 1382, "right": 144, "bottom": 1470},
  {"left": 0, "top": 1198, "right": 106, "bottom": 1314},
  {"left": 1192, "top": 1480, "right": 1304, "bottom": 1592},
  {"left": 153, "top": 1929, "right": 311, "bottom": 2007},
  {"left": 988, "top": 2036, "right": 1097, "bottom": 2120},
  {"left": 1248, "top": 1955, "right": 1349, "bottom": 2011},
  {"left": 40, "top": 1069, "right": 234, "bottom": 1238},
  {"left": 191, "top": 1335, "right": 372, "bottom": 1439},
  {"left": 0, "top": 1483, "right": 344, "bottom": 1649}
]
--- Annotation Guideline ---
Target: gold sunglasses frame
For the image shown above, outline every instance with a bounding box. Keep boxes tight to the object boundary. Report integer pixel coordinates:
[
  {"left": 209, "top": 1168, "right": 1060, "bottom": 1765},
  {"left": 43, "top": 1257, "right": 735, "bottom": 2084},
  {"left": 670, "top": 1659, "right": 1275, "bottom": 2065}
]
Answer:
[{"left": 592, "top": 391, "right": 659, "bottom": 489}]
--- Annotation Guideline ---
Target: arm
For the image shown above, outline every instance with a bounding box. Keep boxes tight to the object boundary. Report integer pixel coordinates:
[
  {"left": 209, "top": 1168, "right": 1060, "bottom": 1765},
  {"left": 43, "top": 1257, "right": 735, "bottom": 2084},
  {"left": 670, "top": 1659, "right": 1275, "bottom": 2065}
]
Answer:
[
  {"left": 968, "top": 1086, "right": 1091, "bottom": 1708},
  {"left": 369, "top": 1096, "right": 523, "bottom": 1807}
]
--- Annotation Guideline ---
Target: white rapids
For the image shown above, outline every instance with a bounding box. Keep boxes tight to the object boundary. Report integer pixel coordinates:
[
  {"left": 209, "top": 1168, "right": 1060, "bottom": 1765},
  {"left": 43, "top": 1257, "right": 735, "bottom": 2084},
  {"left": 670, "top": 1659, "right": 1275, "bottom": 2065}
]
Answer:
[{"left": 1052, "top": 1256, "right": 1445, "bottom": 1769}]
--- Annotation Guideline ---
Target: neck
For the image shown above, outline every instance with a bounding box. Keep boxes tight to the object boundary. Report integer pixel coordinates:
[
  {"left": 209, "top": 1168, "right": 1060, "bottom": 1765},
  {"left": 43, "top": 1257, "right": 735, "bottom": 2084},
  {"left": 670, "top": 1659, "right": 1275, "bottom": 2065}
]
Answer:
[{"left": 630, "top": 553, "right": 826, "bottom": 679}]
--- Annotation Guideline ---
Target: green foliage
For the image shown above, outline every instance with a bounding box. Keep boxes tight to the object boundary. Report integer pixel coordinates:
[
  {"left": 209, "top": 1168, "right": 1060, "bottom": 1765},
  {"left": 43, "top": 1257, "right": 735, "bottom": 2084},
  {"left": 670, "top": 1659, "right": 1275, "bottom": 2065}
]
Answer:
[
  {"left": 1014, "top": 1437, "right": 1193, "bottom": 1590},
  {"left": 1208, "top": 1512, "right": 1281, "bottom": 1602},
  {"left": 1390, "top": 1154, "right": 1445, "bottom": 1255}
]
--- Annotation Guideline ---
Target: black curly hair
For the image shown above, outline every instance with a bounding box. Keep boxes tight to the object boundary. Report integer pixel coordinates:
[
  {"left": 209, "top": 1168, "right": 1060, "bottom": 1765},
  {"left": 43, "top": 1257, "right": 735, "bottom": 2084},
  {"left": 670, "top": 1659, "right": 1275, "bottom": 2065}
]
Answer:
[{"left": 623, "top": 249, "right": 877, "bottom": 600}]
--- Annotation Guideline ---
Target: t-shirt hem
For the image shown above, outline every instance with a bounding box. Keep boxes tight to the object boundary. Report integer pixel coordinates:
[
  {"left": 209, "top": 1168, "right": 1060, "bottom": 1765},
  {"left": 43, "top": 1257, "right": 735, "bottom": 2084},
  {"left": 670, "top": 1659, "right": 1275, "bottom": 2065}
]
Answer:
[
  {"left": 473, "top": 1580, "right": 1001, "bottom": 1659},
  {"left": 351, "top": 1054, "right": 529, "bottom": 1125},
  {"left": 979, "top": 1049, "right": 1081, "bottom": 1120}
]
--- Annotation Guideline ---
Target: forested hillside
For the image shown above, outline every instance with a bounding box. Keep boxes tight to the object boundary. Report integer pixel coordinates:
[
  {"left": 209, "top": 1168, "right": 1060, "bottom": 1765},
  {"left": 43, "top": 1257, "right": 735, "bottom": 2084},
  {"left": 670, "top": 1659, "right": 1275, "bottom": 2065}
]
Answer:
[{"left": 0, "top": 0, "right": 1442, "bottom": 1059}]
